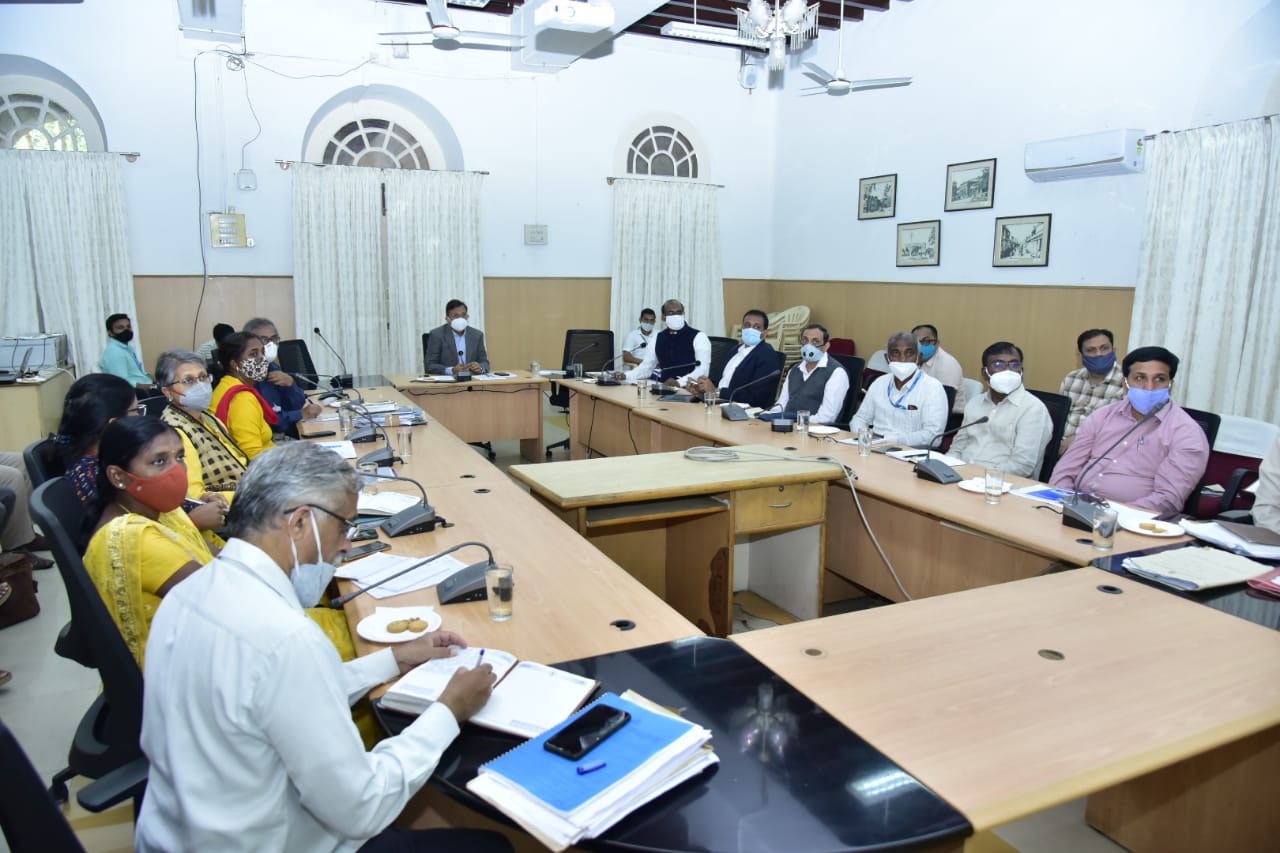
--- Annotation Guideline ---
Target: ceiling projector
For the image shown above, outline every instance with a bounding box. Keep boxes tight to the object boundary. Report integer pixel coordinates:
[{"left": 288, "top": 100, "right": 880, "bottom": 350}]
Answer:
[{"left": 533, "top": 1, "right": 615, "bottom": 33}]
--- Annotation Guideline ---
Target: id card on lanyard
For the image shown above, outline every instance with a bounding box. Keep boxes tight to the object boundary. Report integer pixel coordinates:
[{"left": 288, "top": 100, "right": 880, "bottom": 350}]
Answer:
[{"left": 888, "top": 370, "right": 922, "bottom": 410}]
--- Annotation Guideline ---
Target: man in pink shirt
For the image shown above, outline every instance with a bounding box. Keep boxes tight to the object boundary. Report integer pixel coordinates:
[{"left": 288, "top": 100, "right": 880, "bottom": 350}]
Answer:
[{"left": 1051, "top": 346, "right": 1209, "bottom": 515}]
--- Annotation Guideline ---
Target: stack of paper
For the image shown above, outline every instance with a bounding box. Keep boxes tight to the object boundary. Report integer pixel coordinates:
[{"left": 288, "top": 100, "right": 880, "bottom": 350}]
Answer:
[
  {"left": 467, "top": 692, "right": 716, "bottom": 851},
  {"left": 334, "top": 552, "right": 465, "bottom": 598},
  {"left": 1123, "top": 546, "right": 1271, "bottom": 591},
  {"left": 1181, "top": 520, "right": 1280, "bottom": 560}
]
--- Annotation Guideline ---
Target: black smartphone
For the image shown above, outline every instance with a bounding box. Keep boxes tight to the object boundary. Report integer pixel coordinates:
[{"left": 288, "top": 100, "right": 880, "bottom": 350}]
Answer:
[
  {"left": 544, "top": 704, "right": 631, "bottom": 760},
  {"left": 871, "top": 445, "right": 904, "bottom": 454},
  {"left": 309, "top": 430, "right": 337, "bottom": 438},
  {"left": 343, "top": 541, "right": 389, "bottom": 562},
  {"left": 351, "top": 527, "right": 380, "bottom": 542}
]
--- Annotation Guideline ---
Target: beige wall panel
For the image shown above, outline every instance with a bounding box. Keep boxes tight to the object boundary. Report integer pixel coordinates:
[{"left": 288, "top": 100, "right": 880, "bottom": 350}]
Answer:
[
  {"left": 484, "top": 277, "right": 610, "bottom": 370},
  {"left": 132, "top": 276, "right": 296, "bottom": 368},
  {"left": 723, "top": 279, "right": 773, "bottom": 337}
]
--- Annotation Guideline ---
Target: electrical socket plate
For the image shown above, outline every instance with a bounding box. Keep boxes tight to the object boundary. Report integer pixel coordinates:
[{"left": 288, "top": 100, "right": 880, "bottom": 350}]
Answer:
[{"left": 524, "top": 224, "right": 548, "bottom": 246}]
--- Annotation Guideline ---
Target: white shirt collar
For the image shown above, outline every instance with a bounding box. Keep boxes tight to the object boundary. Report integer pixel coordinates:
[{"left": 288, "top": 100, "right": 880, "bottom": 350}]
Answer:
[{"left": 218, "top": 537, "right": 304, "bottom": 614}]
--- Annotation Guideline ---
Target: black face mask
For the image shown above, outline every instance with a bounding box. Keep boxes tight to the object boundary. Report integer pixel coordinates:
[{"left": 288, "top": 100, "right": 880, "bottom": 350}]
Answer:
[{"left": 113, "top": 329, "right": 134, "bottom": 344}]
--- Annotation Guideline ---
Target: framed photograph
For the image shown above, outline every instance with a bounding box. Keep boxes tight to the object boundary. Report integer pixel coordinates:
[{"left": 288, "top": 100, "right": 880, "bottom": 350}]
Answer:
[
  {"left": 858, "top": 173, "right": 897, "bottom": 220},
  {"left": 896, "top": 219, "right": 940, "bottom": 267},
  {"left": 993, "top": 213, "right": 1052, "bottom": 267},
  {"left": 944, "top": 158, "right": 996, "bottom": 211}
]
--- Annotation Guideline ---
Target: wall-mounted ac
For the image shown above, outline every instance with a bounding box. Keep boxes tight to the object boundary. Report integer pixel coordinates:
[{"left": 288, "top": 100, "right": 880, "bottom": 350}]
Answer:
[{"left": 1024, "top": 129, "right": 1145, "bottom": 182}]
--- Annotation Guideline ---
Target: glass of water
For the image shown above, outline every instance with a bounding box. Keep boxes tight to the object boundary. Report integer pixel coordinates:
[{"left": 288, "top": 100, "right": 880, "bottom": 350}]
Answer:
[
  {"left": 858, "top": 428, "right": 873, "bottom": 457},
  {"left": 486, "top": 564, "right": 514, "bottom": 621},
  {"left": 796, "top": 410, "right": 811, "bottom": 438},
  {"left": 1093, "top": 507, "right": 1119, "bottom": 551},
  {"left": 983, "top": 467, "right": 1004, "bottom": 504},
  {"left": 704, "top": 391, "right": 718, "bottom": 414}
]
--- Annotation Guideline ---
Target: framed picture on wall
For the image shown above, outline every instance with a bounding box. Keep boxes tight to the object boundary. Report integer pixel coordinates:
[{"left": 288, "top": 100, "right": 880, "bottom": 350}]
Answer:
[
  {"left": 944, "top": 158, "right": 996, "bottom": 211},
  {"left": 896, "top": 220, "right": 940, "bottom": 267},
  {"left": 858, "top": 173, "right": 897, "bottom": 220},
  {"left": 993, "top": 213, "right": 1052, "bottom": 267}
]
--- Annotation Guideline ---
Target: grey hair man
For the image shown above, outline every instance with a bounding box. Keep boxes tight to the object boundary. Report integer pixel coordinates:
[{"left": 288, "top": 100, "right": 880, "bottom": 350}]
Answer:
[
  {"left": 137, "top": 442, "right": 504, "bottom": 853},
  {"left": 850, "top": 331, "right": 949, "bottom": 447}
]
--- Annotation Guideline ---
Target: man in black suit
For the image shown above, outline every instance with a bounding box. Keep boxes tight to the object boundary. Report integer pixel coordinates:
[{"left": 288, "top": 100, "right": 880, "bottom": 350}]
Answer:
[
  {"left": 691, "top": 309, "right": 780, "bottom": 409},
  {"left": 424, "top": 299, "right": 490, "bottom": 376}
]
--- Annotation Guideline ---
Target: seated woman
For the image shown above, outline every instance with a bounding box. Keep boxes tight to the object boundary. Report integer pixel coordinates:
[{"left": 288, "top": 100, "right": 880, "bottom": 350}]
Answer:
[
  {"left": 55, "top": 373, "right": 142, "bottom": 508},
  {"left": 210, "top": 333, "right": 278, "bottom": 461},
  {"left": 156, "top": 349, "right": 246, "bottom": 496}
]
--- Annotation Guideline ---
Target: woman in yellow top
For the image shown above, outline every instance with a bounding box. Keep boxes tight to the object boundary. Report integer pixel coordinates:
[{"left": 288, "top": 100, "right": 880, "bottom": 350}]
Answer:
[{"left": 210, "top": 332, "right": 277, "bottom": 460}]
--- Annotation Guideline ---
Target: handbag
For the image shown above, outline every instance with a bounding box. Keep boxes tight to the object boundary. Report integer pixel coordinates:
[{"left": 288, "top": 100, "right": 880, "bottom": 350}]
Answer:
[{"left": 0, "top": 552, "right": 40, "bottom": 628}]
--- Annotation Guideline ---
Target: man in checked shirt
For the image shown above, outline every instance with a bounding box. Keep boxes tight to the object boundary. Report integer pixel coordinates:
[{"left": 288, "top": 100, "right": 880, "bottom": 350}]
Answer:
[{"left": 1057, "top": 328, "right": 1126, "bottom": 453}]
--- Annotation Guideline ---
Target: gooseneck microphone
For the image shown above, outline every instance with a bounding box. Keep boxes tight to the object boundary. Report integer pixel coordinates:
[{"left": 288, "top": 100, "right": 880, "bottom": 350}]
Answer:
[
  {"left": 721, "top": 369, "right": 782, "bottom": 421},
  {"left": 1060, "top": 399, "right": 1169, "bottom": 530},
  {"left": 596, "top": 354, "right": 624, "bottom": 386},
  {"left": 353, "top": 469, "right": 439, "bottom": 538},
  {"left": 328, "top": 541, "right": 495, "bottom": 609},
  {"left": 564, "top": 341, "right": 600, "bottom": 378},
  {"left": 313, "top": 327, "right": 353, "bottom": 389},
  {"left": 650, "top": 360, "right": 702, "bottom": 392},
  {"left": 913, "top": 416, "right": 990, "bottom": 484}
]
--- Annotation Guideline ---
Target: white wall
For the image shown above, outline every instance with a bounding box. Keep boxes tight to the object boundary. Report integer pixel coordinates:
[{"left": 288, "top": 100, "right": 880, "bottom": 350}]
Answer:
[{"left": 770, "top": 0, "right": 1280, "bottom": 285}]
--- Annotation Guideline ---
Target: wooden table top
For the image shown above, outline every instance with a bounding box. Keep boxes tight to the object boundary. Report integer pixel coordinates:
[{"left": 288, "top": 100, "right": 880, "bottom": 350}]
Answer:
[
  {"left": 734, "top": 568, "right": 1280, "bottom": 831},
  {"left": 386, "top": 370, "right": 550, "bottom": 390}
]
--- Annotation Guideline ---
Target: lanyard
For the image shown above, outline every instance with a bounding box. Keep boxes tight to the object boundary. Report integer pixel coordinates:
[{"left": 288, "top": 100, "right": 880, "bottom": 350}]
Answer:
[{"left": 887, "top": 370, "right": 923, "bottom": 410}]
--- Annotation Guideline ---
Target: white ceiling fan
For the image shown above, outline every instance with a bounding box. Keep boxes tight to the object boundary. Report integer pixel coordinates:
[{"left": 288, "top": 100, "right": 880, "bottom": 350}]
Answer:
[
  {"left": 800, "top": 2, "right": 911, "bottom": 96},
  {"left": 379, "top": 0, "right": 523, "bottom": 50}
]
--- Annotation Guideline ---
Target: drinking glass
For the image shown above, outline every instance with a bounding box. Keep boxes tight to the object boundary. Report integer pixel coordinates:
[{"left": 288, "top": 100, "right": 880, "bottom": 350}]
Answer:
[
  {"left": 486, "top": 564, "right": 514, "bottom": 621},
  {"left": 983, "top": 467, "right": 1004, "bottom": 505},
  {"left": 1093, "top": 507, "right": 1119, "bottom": 551},
  {"left": 858, "top": 428, "right": 873, "bottom": 457}
]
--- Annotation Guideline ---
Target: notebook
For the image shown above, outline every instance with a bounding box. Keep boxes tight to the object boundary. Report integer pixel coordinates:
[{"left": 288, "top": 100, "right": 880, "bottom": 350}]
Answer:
[{"left": 1122, "top": 546, "right": 1271, "bottom": 591}]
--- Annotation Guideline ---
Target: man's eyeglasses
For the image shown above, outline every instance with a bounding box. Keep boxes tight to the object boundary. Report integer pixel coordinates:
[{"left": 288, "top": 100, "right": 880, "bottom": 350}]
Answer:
[
  {"left": 989, "top": 360, "right": 1023, "bottom": 372},
  {"left": 167, "top": 373, "right": 211, "bottom": 389},
  {"left": 285, "top": 504, "right": 359, "bottom": 540},
  {"left": 256, "top": 334, "right": 282, "bottom": 345},
  {"left": 126, "top": 405, "right": 146, "bottom": 417}
]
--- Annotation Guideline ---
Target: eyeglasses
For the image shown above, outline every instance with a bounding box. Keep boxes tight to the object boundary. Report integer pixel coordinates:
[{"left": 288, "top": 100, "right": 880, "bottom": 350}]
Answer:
[
  {"left": 167, "top": 372, "right": 211, "bottom": 389},
  {"left": 127, "top": 405, "right": 146, "bottom": 417},
  {"left": 989, "top": 360, "right": 1023, "bottom": 372},
  {"left": 285, "top": 504, "right": 359, "bottom": 540},
  {"left": 256, "top": 334, "right": 282, "bottom": 345}
]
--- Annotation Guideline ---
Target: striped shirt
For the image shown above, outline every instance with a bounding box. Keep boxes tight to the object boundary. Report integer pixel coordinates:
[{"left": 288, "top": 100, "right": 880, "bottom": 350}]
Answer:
[{"left": 1058, "top": 363, "right": 1126, "bottom": 440}]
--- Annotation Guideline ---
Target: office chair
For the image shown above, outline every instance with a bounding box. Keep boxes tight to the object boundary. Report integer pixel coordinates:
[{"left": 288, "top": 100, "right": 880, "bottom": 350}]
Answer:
[
  {"left": 829, "top": 354, "right": 866, "bottom": 428},
  {"left": 546, "top": 329, "right": 615, "bottom": 458},
  {"left": 277, "top": 339, "right": 320, "bottom": 388},
  {"left": 939, "top": 386, "right": 959, "bottom": 450},
  {"left": 1179, "top": 406, "right": 1222, "bottom": 517},
  {"left": 827, "top": 337, "right": 856, "bottom": 357},
  {"left": 707, "top": 336, "right": 739, "bottom": 386},
  {"left": 23, "top": 436, "right": 62, "bottom": 487},
  {"left": 1026, "top": 389, "right": 1071, "bottom": 483},
  {"left": 29, "top": 478, "right": 145, "bottom": 805}
]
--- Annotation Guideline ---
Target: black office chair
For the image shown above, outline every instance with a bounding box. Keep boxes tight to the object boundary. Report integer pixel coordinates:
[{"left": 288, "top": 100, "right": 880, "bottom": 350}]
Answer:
[
  {"left": 136, "top": 391, "right": 167, "bottom": 419},
  {"left": 29, "top": 478, "right": 145, "bottom": 804},
  {"left": 277, "top": 339, "right": 320, "bottom": 388},
  {"left": 829, "top": 354, "right": 866, "bottom": 427},
  {"left": 1180, "top": 406, "right": 1222, "bottom": 516},
  {"left": 707, "top": 336, "right": 739, "bottom": 386},
  {"left": 23, "top": 436, "right": 62, "bottom": 487},
  {"left": 1023, "top": 389, "right": 1070, "bottom": 483},
  {"left": 546, "top": 329, "right": 615, "bottom": 459},
  {"left": 940, "top": 386, "right": 960, "bottom": 448}
]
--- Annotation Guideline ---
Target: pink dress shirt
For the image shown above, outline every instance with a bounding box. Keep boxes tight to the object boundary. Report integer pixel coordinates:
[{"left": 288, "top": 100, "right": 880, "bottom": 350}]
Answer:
[{"left": 1050, "top": 399, "right": 1209, "bottom": 514}]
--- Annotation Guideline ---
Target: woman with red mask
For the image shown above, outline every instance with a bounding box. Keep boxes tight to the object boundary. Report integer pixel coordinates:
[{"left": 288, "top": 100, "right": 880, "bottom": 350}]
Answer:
[{"left": 84, "top": 417, "right": 215, "bottom": 668}]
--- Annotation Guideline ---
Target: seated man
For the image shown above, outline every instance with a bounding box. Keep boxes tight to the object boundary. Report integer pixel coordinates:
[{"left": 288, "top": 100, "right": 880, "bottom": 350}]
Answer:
[
  {"left": 912, "top": 324, "right": 966, "bottom": 414},
  {"left": 851, "top": 332, "right": 949, "bottom": 448},
  {"left": 0, "top": 452, "right": 51, "bottom": 568},
  {"left": 624, "top": 299, "right": 711, "bottom": 387},
  {"left": 949, "top": 341, "right": 1053, "bottom": 479},
  {"left": 691, "top": 309, "right": 779, "bottom": 408},
  {"left": 1252, "top": 433, "right": 1280, "bottom": 533},
  {"left": 99, "top": 313, "right": 156, "bottom": 392},
  {"left": 1051, "top": 346, "right": 1209, "bottom": 514},
  {"left": 425, "top": 299, "right": 490, "bottom": 376},
  {"left": 137, "top": 442, "right": 507, "bottom": 852},
  {"left": 195, "top": 322, "right": 234, "bottom": 366},
  {"left": 1058, "top": 328, "right": 1126, "bottom": 452},
  {"left": 621, "top": 307, "right": 657, "bottom": 366},
  {"left": 763, "top": 323, "right": 850, "bottom": 424},
  {"left": 243, "top": 317, "right": 322, "bottom": 438}
]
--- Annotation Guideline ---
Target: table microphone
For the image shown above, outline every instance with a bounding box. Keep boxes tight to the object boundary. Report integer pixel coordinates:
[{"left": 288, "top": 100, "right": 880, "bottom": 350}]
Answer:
[
  {"left": 914, "top": 416, "right": 990, "bottom": 484},
  {"left": 1060, "top": 399, "right": 1168, "bottom": 531},
  {"left": 328, "top": 541, "right": 495, "bottom": 608},
  {"left": 342, "top": 402, "right": 400, "bottom": 468},
  {"left": 355, "top": 469, "right": 440, "bottom": 537},
  {"left": 454, "top": 349, "right": 472, "bottom": 382},
  {"left": 596, "top": 354, "right": 623, "bottom": 386},
  {"left": 651, "top": 360, "right": 701, "bottom": 392},
  {"left": 563, "top": 340, "right": 599, "bottom": 378},
  {"left": 721, "top": 369, "right": 781, "bottom": 421},
  {"left": 313, "top": 327, "right": 353, "bottom": 389}
]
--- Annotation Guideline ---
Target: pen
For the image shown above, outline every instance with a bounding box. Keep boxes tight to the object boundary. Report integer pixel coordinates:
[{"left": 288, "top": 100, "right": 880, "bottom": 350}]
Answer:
[
  {"left": 477, "top": 649, "right": 484, "bottom": 665},
  {"left": 577, "top": 760, "right": 606, "bottom": 775}
]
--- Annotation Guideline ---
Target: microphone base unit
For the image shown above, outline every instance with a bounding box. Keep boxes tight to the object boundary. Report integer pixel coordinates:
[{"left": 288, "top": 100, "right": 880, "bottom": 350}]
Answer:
[
  {"left": 454, "top": 371, "right": 472, "bottom": 382},
  {"left": 1060, "top": 496, "right": 1100, "bottom": 531},
  {"left": 770, "top": 419, "right": 795, "bottom": 433},
  {"left": 721, "top": 405, "right": 749, "bottom": 421},
  {"left": 347, "top": 427, "right": 381, "bottom": 444},
  {"left": 381, "top": 504, "right": 443, "bottom": 538},
  {"left": 357, "top": 446, "right": 401, "bottom": 468},
  {"left": 913, "top": 459, "right": 963, "bottom": 485},
  {"left": 330, "top": 374, "right": 354, "bottom": 389},
  {"left": 596, "top": 375, "right": 621, "bottom": 386},
  {"left": 436, "top": 560, "right": 493, "bottom": 605}
]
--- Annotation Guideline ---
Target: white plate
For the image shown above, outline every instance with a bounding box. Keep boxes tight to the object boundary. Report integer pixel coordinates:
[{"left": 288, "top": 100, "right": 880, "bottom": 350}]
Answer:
[
  {"left": 1119, "top": 517, "right": 1185, "bottom": 538},
  {"left": 806, "top": 425, "right": 840, "bottom": 436},
  {"left": 356, "top": 607, "right": 442, "bottom": 644},
  {"left": 957, "top": 478, "right": 1012, "bottom": 495}
]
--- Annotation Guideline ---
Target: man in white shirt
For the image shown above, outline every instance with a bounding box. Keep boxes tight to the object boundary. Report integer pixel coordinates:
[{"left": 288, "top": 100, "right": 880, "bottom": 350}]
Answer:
[
  {"left": 621, "top": 308, "right": 657, "bottom": 366},
  {"left": 137, "top": 442, "right": 505, "bottom": 853},
  {"left": 691, "top": 309, "right": 780, "bottom": 409},
  {"left": 764, "top": 323, "right": 850, "bottom": 424},
  {"left": 912, "top": 324, "right": 966, "bottom": 414},
  {"left": 949, "top": 341, "right": 1054, "bottom": 479},
  {"left": 1252, "top": 433, "right": 1280, "bottom": 534},
  {"left": 624, "top": 299, "right": 711, "bottom": 387},
  {"left": 851, "top": 332, "right": 948, "bottom": 448}
]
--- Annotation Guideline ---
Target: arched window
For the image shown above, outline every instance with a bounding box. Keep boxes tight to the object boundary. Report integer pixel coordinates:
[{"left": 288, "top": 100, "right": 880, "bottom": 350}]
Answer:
[
  {"left": 302, "top": 87, "right": 462, "bottom": 171},
  {"left": 0, "top": 57, "right": 106, "bottom": 151},
  {"left": 322, "top": 117, "right": 430, "bottom": 170},
  {"left": 627, "top": 125, "right": 699, "bottom": 179}
]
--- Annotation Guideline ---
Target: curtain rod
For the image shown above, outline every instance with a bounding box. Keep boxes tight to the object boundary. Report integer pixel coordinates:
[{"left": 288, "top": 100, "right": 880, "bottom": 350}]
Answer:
[
  {"left": 606, "top": 175, "right": 725, "bottom": 188},
  {"left": 5, "top": 149, "right": 141, "bottom": 161},
  {"left": 1143, "top": 113, "right": 1277, "bottom": 141},
  {"left": 274, "top": 159, "right": 487, "bottom": 175}
]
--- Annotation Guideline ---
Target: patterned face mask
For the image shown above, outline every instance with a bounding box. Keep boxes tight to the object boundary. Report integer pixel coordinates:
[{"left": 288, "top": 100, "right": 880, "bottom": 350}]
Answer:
[{"left": 241, "top": 355, "right": 270, "bottom": 383}]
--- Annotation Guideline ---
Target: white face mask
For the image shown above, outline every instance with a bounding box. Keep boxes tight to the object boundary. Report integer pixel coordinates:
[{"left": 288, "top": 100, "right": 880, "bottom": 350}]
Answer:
[
  {"left": 988, "top": 370, "right": 1023, "bottom": 395},
  {"left": 178, "top": 381, "right": 213, "bottom": 412},
  {"left": 263, "top": 341, "right": 279, "bottom": 362},
  {"left": 664, "top": 314, "right": 686, "bottom": 331},
  {"left": 450, "top": 317, "right": 468, "bottom": 333},
  {"left": 289, "top": 512, "right": 338, "bottom": 608},
  {"left": 888, "top": 361, "right": 918, "bottom": 381}
]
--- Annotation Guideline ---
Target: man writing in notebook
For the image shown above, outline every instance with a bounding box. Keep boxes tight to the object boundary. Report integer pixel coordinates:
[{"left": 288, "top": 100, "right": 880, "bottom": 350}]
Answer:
[{"left": 136, "top": 442, "right": 506, "bottom": 853}]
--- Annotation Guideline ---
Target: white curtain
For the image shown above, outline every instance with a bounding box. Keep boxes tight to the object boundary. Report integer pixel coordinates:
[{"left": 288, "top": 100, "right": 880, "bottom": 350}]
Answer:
[
  {"left": 610, "top": 179, "right": 724, "bottom": 353},
  {"left": 1130, "top": 117, "right": 1280, "bottom": 423},
  {"left": 384, "top": 169, "right": 485, "bottom": 373},
  {"left": 0, "top": 150, "right": 135, "bottom": 371},
  {"left": 292, "top": 164, "right": 388, "bottom": 377}
]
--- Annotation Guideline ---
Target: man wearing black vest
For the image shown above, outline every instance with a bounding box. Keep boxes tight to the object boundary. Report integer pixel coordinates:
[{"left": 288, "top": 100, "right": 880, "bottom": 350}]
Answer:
[
  {"left": 624, "top": 299, "right": 711, "bottom": 387},
  {"left": 764, "top": 323, "right": 850, "bottom": 424},
  {"left": 692, "top": 309, "right": 782, "bottom": 409}
]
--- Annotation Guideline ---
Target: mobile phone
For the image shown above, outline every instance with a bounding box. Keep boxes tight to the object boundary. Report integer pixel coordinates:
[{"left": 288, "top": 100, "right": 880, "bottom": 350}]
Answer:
[
  {"left": 309, "top": 430, "right": 337, "bottom": 438},
  {"left": 351, "top": 527, "right": 380, "bottom": 542},
  {"left": 342, "top": 541, "right": 389, "bottom": 562},
  {"left": 871, "top": 445, "right": 904, "bottom": 454},
  {"left": 544, "top": 704, "right": 631, "bottom": 760}
]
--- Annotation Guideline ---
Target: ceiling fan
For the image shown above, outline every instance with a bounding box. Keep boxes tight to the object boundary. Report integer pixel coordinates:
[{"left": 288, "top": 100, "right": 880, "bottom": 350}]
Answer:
[
  {"left": 800, "top": 2, "right": 911, "bottom": 96},
  {"left": 378, "top": 0, "right": 523, "bottom": 50}
]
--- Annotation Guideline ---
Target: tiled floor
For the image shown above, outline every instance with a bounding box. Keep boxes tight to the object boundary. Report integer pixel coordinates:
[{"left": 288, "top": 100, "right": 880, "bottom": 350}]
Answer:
[{"left": 0, "top": 405, "right": 1122, "bottom": 852}]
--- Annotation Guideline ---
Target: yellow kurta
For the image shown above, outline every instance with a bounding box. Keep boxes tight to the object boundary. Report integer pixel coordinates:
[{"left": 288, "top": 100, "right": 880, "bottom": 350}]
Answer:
[{"left": 211, "top": 375, "right": 275, "bottom": 460}]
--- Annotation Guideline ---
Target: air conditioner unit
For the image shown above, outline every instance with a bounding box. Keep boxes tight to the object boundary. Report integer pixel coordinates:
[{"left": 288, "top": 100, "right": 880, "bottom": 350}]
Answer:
[
  {"left": 532, "top": 1, "right": 615, "bottom": 33},
  {"left": 1024, "top": 129, "right": 1145, "bottom": 182}
]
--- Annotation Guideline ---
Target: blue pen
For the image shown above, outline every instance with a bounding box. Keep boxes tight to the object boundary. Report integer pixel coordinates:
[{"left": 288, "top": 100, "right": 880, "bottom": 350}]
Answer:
[
  {"left": 476, "top": 649, "right": 485, "bottom": 665},
  {"left": 576, "top": 760, "right": 606, "bottom": 775}
]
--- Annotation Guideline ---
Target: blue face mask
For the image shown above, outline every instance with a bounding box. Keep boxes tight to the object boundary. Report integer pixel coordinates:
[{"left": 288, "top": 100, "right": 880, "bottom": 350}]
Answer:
[
  {"left": 1082, "top": 352, "right": 1116, "bottom": 375},
  {"left": 741, "top": 328, "right": 763, "bottom": 347},
  {"left": 918, "top": 344, "right": 937, "bottom": 361},
  {"left": 1127, "top": 385, "right": 1170, "bottom": 415},
  {"left": 800, "top": 344, "right": 822, "bottom": 363}
]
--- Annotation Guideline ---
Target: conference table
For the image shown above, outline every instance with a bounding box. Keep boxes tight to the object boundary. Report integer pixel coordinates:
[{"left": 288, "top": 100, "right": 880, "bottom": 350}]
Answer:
[{"left": 388, "top": 370, "right": 549, "bottom": 463}]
